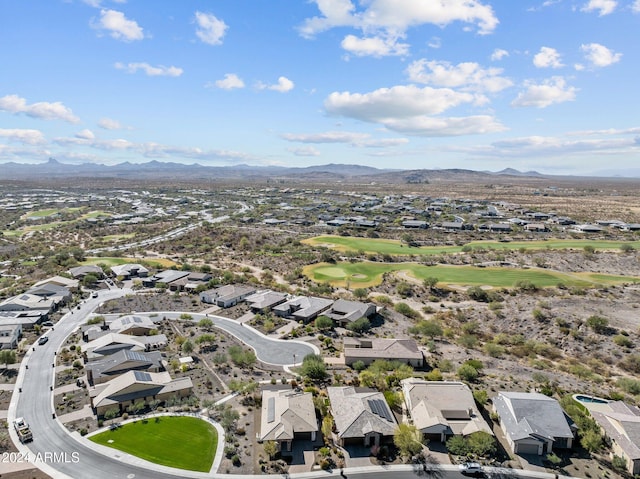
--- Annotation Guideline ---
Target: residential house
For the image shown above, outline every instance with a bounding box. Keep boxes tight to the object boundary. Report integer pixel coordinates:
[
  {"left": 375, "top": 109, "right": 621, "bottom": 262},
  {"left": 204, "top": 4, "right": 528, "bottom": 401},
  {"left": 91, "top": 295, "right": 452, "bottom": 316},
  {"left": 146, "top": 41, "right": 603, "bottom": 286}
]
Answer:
[
  {"left": 258, "top": 389, "right": 318, "bottom": 452},
  {"left": 90, "top": 370, "right": 193, "bottom": 416},
  {"left": 492, "top": 392, "right": 576, "bottom": 455},
  {"left": 86, "top": 349, "right": 164, "bottom": 385},
  {"left": 273, "top": 296, "right": 334, "bottom": 322},
  {"left": 142, "top": 270, "right": 190, "bottom": 288},
  {"left": 524, "top": 223, "right": 549, "bottom": 232},
  {"left": 0, "top": 323, "right": 21, "bottom": 349},
  {"left": 68, "top": 265, "right": 104, "bottom": 279},
  {"left": 84, "top": 332, "right": 167, "bottom": 360},
  {"left": 344, "top": 338, "right": 424, "bottom": 368},
  {"left": 199, "top": 284, "right": 256, "bottom": 308},
  {"left": 402, "top": 220, "right": 429, "bottom": 229},
  {"left": 401, "top": 379, "right": 492, "bottom": 442},
  {"left": 0, "top": 294, "right": 55, "bottom": 313},
  {"left": 0, "top": 311, "right": 46, "bottom": 329},
  {"left": 25, "top": 283, "right": 72, "bottom": 307},
  {"left": 164, "top": 272, "right": 212, "bottom": 292},
  {"left": 109, "top": 315, "right": 157, "bottom": 336},
  {"left": 245, "top": 290, "right": 288, "bottom": 313},
  {"left": 572, "top": 224, "right": 604, "bottom": 233},
  {"left": 583, "top": 400, "right": 640, "bottom": 475},
  {"left": 110, "top": 263, "right": 149, "bottom": 279},
  {"left": 324, "top": 299, "right": 377, "bottom": 327},
  {"left": 32, "top": 275, "right": 79, "bottom": 291},
  {"left": 327, "top": 386, "right": 397, "bottom": 447}
]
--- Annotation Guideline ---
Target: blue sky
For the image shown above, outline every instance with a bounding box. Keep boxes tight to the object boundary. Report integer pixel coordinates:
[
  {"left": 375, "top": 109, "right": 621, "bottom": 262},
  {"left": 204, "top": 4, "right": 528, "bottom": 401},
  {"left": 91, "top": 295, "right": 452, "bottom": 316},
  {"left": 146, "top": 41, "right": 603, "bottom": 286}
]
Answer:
[{"left": 0, "top": 0, "right": 638, "bottom": 175}]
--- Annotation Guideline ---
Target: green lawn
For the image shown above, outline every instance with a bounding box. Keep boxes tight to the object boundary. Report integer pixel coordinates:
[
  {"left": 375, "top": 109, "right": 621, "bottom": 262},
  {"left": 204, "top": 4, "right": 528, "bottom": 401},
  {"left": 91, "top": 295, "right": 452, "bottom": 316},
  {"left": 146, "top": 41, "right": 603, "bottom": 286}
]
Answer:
[
  {"left": 303, "top": 261, "right": 640, "bottom": 289},
  {"left": 303, "top": 235, "right": 640, "bottom": 256},
  {"left": 89, "top": 416, "right": 218, "bottom": 472}
]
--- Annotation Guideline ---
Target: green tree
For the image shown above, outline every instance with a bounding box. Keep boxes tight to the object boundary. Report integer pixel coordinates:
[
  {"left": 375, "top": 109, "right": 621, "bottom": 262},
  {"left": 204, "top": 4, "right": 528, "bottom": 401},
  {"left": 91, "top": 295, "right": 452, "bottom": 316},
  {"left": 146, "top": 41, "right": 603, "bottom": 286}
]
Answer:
[
  {"left": 423, "top": 277, "right": 438, "bottom": 289},
  {"left": 353, "top": 288, "right": 368, "bottom": 299},
  {"left": 301, "top": 354, "right": 327, "bottom": 381},
  {"left": 346, "top": 317, "right": 371, "bottom": 334},
  {"left": 580, "top": 428, "right": 603, "bottom": 453},
  {"left": 467, "top": 286, "right": 489, "bottom": 302},
  {"left": 393, "top": 423, "right": 423, "bottom": 460},
  {"left": 586, "top": 315, "right": 609, "bottom": 334},
  {"left": 198, "top": 318, "right": 213, "bottom": 330},
  {"left": 321, "top": 414, "right": 334, "bottom": 444},
  {"left": 446, "top": 435, "right": 469, "bottom": 456},
  {"left": 182, "top": 339, "right": 194, "bottom": 354},
  {"left": 457, "top": 364, "right": 479, "bottom": 382},
  {"left": 408, "top": 320, "right": 442, "bottom": 338},
  {"left": 467, "top": 431, "right": 496, "bottom": 456},
  {"left": 315, "top": 315, "right": 333, "bottom": 331},
  {"left": 0, "top": 350, "right": 17, "bottom": 369},
  {"left": 263, "top": 440, "right": 278, "bottom": 459}
]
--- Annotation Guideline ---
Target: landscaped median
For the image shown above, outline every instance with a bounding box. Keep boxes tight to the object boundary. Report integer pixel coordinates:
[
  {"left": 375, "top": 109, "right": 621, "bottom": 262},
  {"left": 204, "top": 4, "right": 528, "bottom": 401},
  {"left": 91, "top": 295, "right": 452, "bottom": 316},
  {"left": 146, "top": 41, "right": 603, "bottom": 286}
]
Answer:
[{"left": 88, "top": 415, "right": 219, "bottom": 472}]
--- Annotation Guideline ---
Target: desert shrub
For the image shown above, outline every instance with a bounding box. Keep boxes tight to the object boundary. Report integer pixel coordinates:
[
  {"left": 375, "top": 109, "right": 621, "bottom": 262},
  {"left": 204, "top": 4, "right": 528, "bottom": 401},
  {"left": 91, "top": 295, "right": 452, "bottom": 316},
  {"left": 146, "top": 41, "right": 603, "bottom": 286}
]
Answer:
[
  {"left": 614, "top": 334, "right": 634, "bottom": 348},
  {"left": 586, "top": 315, "right": 609, "bottom": 334},
  {"left": 346, "top": 317, "right": 371, "bottom": 334},
  {"left": 394, "top": 302, "right": 420, "bottom": 319},
  {"left": 457, "top": 364, "right": 479, "bottom": 382}
]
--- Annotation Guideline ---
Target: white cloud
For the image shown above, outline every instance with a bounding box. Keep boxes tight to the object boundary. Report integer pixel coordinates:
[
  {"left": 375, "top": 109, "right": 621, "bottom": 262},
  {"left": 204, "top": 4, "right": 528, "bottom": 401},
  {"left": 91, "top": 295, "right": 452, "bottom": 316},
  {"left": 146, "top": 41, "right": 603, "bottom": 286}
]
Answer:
[
  {"left": 325, "top": 85, "right": 475, "bottom": 121},
  {"left": 94, "top": 9, "right": 144, "bottom": 41},
  {"left": 633, "top": 0, "right": 640, "bottom": 13},
  {"left": 115, "top": 62, "right": 183, "bottom": 77},
  {"left": 257, "top": 76, "right": 295, "bottom": 93},
  {"left": 98, "top": 118, "right": 126, "bottom": 130},
  {"left": 533, "top": 46, "right": 564, "bottom": 68},
  {"left": 281, "top": 131, "right": 409, "bottom": 147},
  {"left": 511, "top": 77, "right": 577, "bottom": 108},
  {"left": 194, "top": 11, "right": 228, "bottom": 46},
  {"left": 581, "top": 43, "right": 622, "bottom": 67},
  {"left": 490, "top": 48, "right": 509, "bottom": 61},
  {"left": 210, "top": 73, "right": 245, "bottom": 90},
  {"left": 406, "top": 60, "right": 513, "bottom": 93},
  {"left": 581, "top": 0, "right": 618, "bottom": 15},
  {"left": 382, "top": 115, "right": 506, "bottom": 136},
  {"left": 75, "top": 129, "right": 95, "bottom": 140},
  {"left": 299, "top": 0, "right": 498, "bottom": 57},
  {"left": 0, "top": 94, "right": 79, "bottom": 123},
  {"left": 287, "top": 146, "right": 321, "bottom": 157},
  {"left": 0, "top": 128, "right": 46, "bottom": 145},
  {"left": 428, "top": 37, "right": 441, "bottom": 49},
  {"left": 341, "top": 34, "right": 409, "bottom": 57}
]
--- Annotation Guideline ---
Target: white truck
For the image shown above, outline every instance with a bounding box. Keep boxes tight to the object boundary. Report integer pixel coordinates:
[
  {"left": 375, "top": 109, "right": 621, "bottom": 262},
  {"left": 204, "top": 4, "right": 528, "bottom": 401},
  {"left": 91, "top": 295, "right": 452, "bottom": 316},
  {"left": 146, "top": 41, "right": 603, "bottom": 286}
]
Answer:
[{"left": 14, "top": 417, "right": 33, "bottom": 443}]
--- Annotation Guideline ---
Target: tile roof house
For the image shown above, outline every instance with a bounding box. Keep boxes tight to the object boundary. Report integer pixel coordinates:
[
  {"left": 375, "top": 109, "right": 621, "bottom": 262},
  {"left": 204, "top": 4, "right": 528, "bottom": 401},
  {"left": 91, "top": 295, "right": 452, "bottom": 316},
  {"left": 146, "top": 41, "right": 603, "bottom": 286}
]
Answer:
[
  {"left": 0, "top": 323, "right": 22, "bottom": 350},
  {"left": 245, "top": 290, "right": 288, "bottom": 313},
  {"left": 110, "top": 263, "right": 149, "bottom": 279},
  {"left": 84, "top": 332, "right": 167, "bottom": 360},
  {"left": 401, "top": 379, "right": 492, "bottom": 442},
  {"left": 108, "top": 314, "right": 157, "bottom": 336},
  {"left": 90, "top": 370, "right": 193, "bottom": 416},
  {"left": 586, "top": 400, "right": 640, "bottom": 475},
  {"left": 199, "top": 284, "right": 257, "bottom": 308},
  {"left": 258, "top": 389, "right": 318, "bottom": 452},
  {"left": 327, "top": 386, "right": 397, "bottom": 447},
  {"left": 344, "top": 338, "right": 424, "bottom": 367},
  {"left": 272, "top": 296, "right": 333, "bottom": 322},
  {"left": 324, "top": 299, "right": 377, "bottom": 327},
  {"left": 86, "top": 349, "right": 164, "bottom": 385},
  {"left": 492, "top": 392, "right": 576, "bottom": 456}
]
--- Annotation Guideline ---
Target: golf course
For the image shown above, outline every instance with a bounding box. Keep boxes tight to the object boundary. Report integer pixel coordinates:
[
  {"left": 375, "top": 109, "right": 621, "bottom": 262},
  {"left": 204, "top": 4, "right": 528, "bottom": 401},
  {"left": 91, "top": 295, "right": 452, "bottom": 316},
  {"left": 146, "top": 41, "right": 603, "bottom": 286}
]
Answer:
[
  {"left": 303, "top": 261, "right": 640, "bottom": 289},
  {"left": 303, "top": 235, "right": 640, "bottom": 256}
]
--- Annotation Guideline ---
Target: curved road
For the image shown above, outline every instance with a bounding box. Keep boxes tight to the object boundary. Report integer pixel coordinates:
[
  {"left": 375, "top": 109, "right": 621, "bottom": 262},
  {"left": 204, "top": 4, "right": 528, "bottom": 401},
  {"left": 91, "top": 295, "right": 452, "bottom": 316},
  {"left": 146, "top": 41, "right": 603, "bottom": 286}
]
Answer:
[{"left": 9, "top": 290, "right": 558, "bottom": 479}]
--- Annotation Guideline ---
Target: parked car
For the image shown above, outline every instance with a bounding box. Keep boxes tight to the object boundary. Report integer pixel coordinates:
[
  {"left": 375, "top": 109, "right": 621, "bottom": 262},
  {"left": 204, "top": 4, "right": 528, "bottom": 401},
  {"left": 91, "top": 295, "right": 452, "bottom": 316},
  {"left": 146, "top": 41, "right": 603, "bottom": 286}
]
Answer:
[
  {"left": 42, "top": 321, "right": 54, "bottom": 327},
  {"left": 91, "top": 292, "right": 99, "bottom": 298},
  {"left": 459, "top": 462, "right": 484, "bottom": 476},
  {"left": 38, "top": 336, "right": 49, "bottom": 345}
]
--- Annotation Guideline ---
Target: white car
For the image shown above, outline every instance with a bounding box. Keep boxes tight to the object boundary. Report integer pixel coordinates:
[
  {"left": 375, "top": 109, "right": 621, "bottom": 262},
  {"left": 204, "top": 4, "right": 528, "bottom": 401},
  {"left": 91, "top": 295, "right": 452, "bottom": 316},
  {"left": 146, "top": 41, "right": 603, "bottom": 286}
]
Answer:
[{"left": 459, "top": 462, "right": 483, "bottom": 475}]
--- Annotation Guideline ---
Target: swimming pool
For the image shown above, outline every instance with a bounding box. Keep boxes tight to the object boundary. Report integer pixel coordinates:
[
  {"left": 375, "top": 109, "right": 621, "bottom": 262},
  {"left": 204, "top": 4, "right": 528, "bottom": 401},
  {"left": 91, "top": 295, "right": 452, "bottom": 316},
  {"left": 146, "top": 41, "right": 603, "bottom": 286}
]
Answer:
[{"left": 573, "top": 394, "right": 609, "bottom": 404}]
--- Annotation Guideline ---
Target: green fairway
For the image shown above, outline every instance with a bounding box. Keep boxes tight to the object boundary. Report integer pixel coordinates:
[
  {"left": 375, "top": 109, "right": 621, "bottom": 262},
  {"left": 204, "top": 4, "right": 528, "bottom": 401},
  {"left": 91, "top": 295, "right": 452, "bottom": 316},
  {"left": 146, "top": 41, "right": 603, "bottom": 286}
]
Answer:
[
  {"left": 89, "top": 416, "right": 218, "bottom": 472},
  {"left": 83, "top": 257, "right": 177, "bottom": 268},
  {"left": 303, "top": 261, "right": 640, "bottom": 289},
  {"left": 303, "top": 235, "right": 640, "bottom": 256},
  {"left": 80, "top": 210, "right": 113, "bottom": 219}
]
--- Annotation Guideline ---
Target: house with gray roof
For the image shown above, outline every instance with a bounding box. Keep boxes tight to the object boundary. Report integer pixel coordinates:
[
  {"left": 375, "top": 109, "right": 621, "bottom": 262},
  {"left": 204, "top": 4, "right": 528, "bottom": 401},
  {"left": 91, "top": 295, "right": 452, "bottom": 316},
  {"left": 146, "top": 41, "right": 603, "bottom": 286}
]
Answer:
[
  {"left": 258, "top": 389, "right": 318, "bottom": 452},
  {"left": 109, "top": 314, "right": 157, "bottom": 336},
  {"left": 492, "top": 391, "right": 576, "bottom": 455},
  {"left": 90, "top": 370, "right": 193, "bottom": 416},
  {"left": 32, "top": 275, "right": 79, "bottom": 291},
  {"left": 86, "top": 349, "right": 163, "bottom": 385},
  {"left": 273, "top": 296, "right": 334, "bottom": 322},
  {"left": 401, "top": 379, "right": 492, "bottom": 442},
  {"left": 324, "top": 299, "right": 377, "bottom": 327},
  {"left": 68, "top": 265, "right": 104, "bottom": 279},
  {"left": 327, "top": 386, "right": 397, "bottom": 447},
  {"left": 0, "top": 294, "right": 56, "bottom": 313},
  {"left": 584, "top": 400, "right": 640, "bottom": 475},
  {"left": 0, "top": 310, "right": 46, "bottom": 329},
  {"left": 84, "top": 332, "right": 167, "bottom": 360},
  {"left": 142, "top": 270, "right": 190, "bottom": 288},
  {"left": 344, "top": 338, "right": 424, "bottom": 367},
  {"left": 245, "top": 290, "right": 287, "bottom": 313},
  {"left": 111, "top": 263, "right": 149, "bottom": 279},
  {"left": 199, "top": 284, "right": 256, "bottom": 308},
  {"left": 0, "top": 323, "right": 21, "bottom": 350}
]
